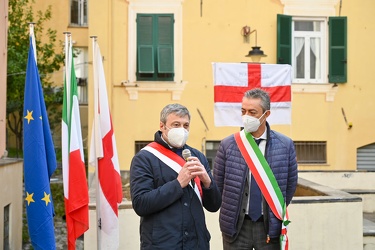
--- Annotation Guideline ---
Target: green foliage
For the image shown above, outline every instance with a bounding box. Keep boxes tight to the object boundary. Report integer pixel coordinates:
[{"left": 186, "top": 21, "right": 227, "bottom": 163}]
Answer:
[
  {"left": 7, "top": 0, "right": 65, "bottom": 151},
  {"left": 22, "top": 209, "right": 30, "bottom": 246},
  {"left": 6, "top": 147, "right": 23, "bottom": 158},
  {"left": 51, "top": 182, "right": 65, "bottom": 218},
  {"left": 55, "top": 147, "right": 62, "bottom": 163}
]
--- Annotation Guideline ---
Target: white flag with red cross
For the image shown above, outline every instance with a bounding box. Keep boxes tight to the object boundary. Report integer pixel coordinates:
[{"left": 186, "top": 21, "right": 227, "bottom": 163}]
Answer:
[
  {"left": 213, "top": 63, "right": 292, "bottom": 126},
  {"left": 89, "top": 39, "right": 123, "bottom": 250}
]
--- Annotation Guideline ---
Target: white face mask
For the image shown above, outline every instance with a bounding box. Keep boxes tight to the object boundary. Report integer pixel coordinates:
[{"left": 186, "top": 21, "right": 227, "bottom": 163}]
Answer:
[
  {"left": 242, "top": 112, "right": 267, "bottom": 133},
  {"left": 166, "top": 127, "right": 189, "bottom": 148}
]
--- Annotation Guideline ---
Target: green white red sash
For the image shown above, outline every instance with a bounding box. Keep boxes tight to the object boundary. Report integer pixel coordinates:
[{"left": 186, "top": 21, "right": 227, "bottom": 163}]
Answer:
[
  {"left": 234, "top": 130, "right": 290, "bottom": 250},
  {"left": 142, "top": 142, "right": 202, "bottom": 203}
]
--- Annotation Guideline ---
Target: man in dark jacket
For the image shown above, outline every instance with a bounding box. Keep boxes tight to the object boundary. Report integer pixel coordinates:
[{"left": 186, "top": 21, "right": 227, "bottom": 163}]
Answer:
[
  {"left": 214, "top": 88, "right": 298, "bottom": 250},
  {"left": 130, "top": 103, "right": 222, "bottom": 250}
]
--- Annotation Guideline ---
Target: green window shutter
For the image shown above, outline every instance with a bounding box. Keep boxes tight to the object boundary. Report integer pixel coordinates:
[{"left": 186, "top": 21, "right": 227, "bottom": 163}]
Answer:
[
  {"left": 158, "top": 46, "right": 173, "bottom": 73},
  {"left": 329, "top": 16, "right": 347, "bottom": 83},
  {"left": 277, "top": 14, "right": 292, "bottom": 65},
  {"left": 138, "top": 45, "right": 154, "bottom": 73},
  {"left": 157, "top": 15, "right": 174, "bottom": 73},
  {"left": 137, "top": 14, "right": 155, "bottom": 73}
]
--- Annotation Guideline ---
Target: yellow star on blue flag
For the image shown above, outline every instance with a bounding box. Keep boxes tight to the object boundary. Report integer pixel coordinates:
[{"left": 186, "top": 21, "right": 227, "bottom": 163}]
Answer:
[
  {"left": 41, "top": 192, "right": 52, "bottom": 206},
  {"left": 25, "top": 192, "right": 35, "bottom": 206},
  {"left": 24, "top": 110, "right": 34, "bottom": 124}
]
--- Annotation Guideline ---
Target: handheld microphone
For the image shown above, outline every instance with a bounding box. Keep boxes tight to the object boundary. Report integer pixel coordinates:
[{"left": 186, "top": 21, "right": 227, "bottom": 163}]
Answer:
[
  {"left": 182, "top": 149, "right": 191, "bottom": 161},
  {"left": 181, "top": 149, "right": 195, "bottom": 187}
]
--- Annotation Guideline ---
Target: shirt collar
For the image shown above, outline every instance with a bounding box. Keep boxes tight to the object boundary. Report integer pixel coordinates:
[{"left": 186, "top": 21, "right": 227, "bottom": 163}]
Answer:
[{"left": 254, "top": 127, "right": 267, "bottom": 141}]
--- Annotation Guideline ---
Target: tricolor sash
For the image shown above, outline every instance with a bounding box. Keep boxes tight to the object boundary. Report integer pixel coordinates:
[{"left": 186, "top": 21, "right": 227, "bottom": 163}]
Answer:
[
  {"left": 142, "top": 142, "right": 202, "bottom": 203},
  {"left": 234, "top": 130, "right": 290, "bottom": 250}
]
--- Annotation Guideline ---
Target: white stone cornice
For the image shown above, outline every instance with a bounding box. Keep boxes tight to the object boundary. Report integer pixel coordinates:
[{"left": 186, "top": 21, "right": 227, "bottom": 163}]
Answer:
[
  {"left": 123, "top": 81, "right": 187, "bottom": 100},
  {"left": 280, "top": 0, "right": 339, "bottom": 16}
]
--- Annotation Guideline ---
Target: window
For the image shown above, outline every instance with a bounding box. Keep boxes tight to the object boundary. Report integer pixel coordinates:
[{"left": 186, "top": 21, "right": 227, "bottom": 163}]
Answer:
[
  {"left": 3, "top": 204, "right": 10, "bottom": 250},
  {"left": 126, "top": 1, "right": 185, "bottom": 100},
  {"left": 205, "top": 141, "right": 221, "bottom": 170},
  {"left": 70, "top": 0, "right": 88, "bottom": 26},
  {"left": 135, "top": 141, "right": 152, "bottom": 154},
  {"left": 357, "top": 143, "right": 375, "bottom": 170},
  {"left": 294, "top": 141, "right": 327, "bottom": 164},
  {"left": 277, "top": 14, "right": 347, "bottom": 84},
  {"left": 293, "top": 18, "right": 326, "bottom": 83},
  {"left": 74, "top": 48, "right": 88, "bottom": 104},
  {"left": 137, "top": 14, "right": 174, "bottom": 81}
]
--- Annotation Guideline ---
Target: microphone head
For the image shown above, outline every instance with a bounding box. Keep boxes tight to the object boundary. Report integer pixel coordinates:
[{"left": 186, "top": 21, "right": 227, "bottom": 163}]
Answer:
[{"left": 182, "top": 149, "right": 191, "bottom": 161}]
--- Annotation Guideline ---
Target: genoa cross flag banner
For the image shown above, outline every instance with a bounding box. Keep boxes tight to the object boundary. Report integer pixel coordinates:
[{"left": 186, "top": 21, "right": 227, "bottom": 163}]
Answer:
[
  {"left": 23, "top": 28, "right": 57, "bottom": 249},
  {"left": 62, "top": 35, "right": 89, "bottom": 250},
  {"left": 89, "top": 39, "right": 123, "bottom": 249},
  {"left": 213, "top": 63, "right": 292, "bottom": 127}
]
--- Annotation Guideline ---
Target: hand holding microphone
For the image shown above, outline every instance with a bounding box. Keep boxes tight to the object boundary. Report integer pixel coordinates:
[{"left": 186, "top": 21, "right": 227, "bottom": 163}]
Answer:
[
  {"left": 182, "top": 149, "right": 196, "bottom": 188},
  {"left": 181, "top": 149, "right": 211, "bottom": 188},
  {"left": 176, "top": 149, "right": 195, "bottom": 188}
]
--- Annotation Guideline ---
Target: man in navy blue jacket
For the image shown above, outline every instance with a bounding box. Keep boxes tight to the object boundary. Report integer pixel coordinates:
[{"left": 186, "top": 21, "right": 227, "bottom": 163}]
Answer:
[
  {"left": 130, "top": 103, "right": 221, "bottom": 250},
  {"left": 214, "top": 88, "right": 298, "bottom": 250}
]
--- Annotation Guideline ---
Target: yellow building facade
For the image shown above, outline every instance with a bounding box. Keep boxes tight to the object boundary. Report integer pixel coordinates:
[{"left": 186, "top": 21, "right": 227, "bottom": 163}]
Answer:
[{"left": 39, "top": 0, "right": 375, "bottom": 172}]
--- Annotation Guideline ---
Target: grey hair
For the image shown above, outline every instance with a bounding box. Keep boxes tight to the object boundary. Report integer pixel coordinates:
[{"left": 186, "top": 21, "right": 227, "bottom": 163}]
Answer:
[
  {"left": 243, "top": 88, "right": 270, "bottom": 112},
  {"left": 160, "top": 103, "right": 191, "bottom": 123}
]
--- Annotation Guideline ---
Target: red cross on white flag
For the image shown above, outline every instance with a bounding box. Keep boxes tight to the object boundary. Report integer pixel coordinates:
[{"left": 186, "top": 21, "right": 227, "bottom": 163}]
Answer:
[{"left": 213, "top": 63, "right": 292, "bottom": 126}]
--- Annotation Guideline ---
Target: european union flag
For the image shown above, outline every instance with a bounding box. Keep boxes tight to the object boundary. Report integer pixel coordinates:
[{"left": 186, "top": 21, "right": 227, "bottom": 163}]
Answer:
[{"left": 23, "top": 34, "right": 57, "bottom": 249}]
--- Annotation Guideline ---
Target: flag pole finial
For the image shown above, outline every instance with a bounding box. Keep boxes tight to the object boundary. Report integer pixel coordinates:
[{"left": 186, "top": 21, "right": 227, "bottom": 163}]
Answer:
[{"left": 28, "top": 22, "right": 35, "bottom": 34}]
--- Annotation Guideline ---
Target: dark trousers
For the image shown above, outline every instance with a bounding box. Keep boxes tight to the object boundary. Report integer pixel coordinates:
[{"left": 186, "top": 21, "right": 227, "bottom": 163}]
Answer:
[{"left": 223, "top": 218, "right": 280, "bottom": 250}]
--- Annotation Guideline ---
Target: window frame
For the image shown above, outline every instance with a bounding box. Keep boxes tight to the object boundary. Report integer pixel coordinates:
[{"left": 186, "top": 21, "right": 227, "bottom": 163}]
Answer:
[
  {"left": 135, "top": 141, "right": 152, "bottom": 154},
  {"left": 294, "top": 141, "right": 327, "bottom": 165},
  {"left": 126, "top": 1, "right": 185, "bottom": 101},
  {"left": 277, "top": 14, "right": 347, "bottom": 85},
  {"left": 205, "top": 140, "right": 222, "bottom": 170},
  {"left": 292, "top": 17, "right": 327, "bottom": 84},
  {"left": 357, "top": 143, "right": 375, "bottom": 170},
  {"left": 136, "top": 14, "right": 174, "bottom": 81},
  {"left": 73, "top": 47, "right": 88, "bottom": 104},
  {"left": 70, "top": 0, "right": 88, "bottom": 27}
]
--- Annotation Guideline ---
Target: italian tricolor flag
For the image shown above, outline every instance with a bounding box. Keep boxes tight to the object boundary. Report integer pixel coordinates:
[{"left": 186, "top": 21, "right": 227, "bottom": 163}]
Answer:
[
  {"left": 213, "top": 63, "right": 292, "bottom": 126},
  {"left": 62, "top": 35, "right": 89, "bottom": 250}
]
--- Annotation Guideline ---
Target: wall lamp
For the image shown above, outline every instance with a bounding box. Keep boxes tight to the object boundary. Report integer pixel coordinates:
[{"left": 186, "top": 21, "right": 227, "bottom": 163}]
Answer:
[{"left": 243, "top": 27, "right": 267, "bottom": 63}]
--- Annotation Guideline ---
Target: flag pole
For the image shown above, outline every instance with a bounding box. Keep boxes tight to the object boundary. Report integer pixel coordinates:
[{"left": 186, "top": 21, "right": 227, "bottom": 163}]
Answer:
[
  {"left": 28, "top": 22, "right": 36, "bottom": 62},
  {"left": 63, "top": 32, "right": 71, "bottom": 121},
  {"left": 90, "top": 35, "right": 102, "bottom": 249},
  {"left": 63, "top": 32, "right": 69, "bottom": 78},
  {"left": 62, "top": 31, "right": 70, "bottom": 247}
]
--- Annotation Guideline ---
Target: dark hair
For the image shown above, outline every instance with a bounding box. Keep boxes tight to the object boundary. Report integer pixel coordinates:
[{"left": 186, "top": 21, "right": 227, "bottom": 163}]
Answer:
[
  {"left": 243, "top": 88, "right": 270, "bottom": 112},
  {"left": 160, "top": 103, "right": 191, "bottom": 123}
]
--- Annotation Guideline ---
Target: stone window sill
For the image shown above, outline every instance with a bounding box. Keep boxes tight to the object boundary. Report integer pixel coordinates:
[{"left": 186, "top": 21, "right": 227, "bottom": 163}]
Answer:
[{"left": 119, "top": 81, "right": 187, "bottom": 100}]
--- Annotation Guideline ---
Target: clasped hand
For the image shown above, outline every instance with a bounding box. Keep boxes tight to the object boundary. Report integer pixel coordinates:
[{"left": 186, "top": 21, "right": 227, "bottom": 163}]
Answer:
[{"left": 177, "top": 156, "right": 211, "bottom": 189}]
